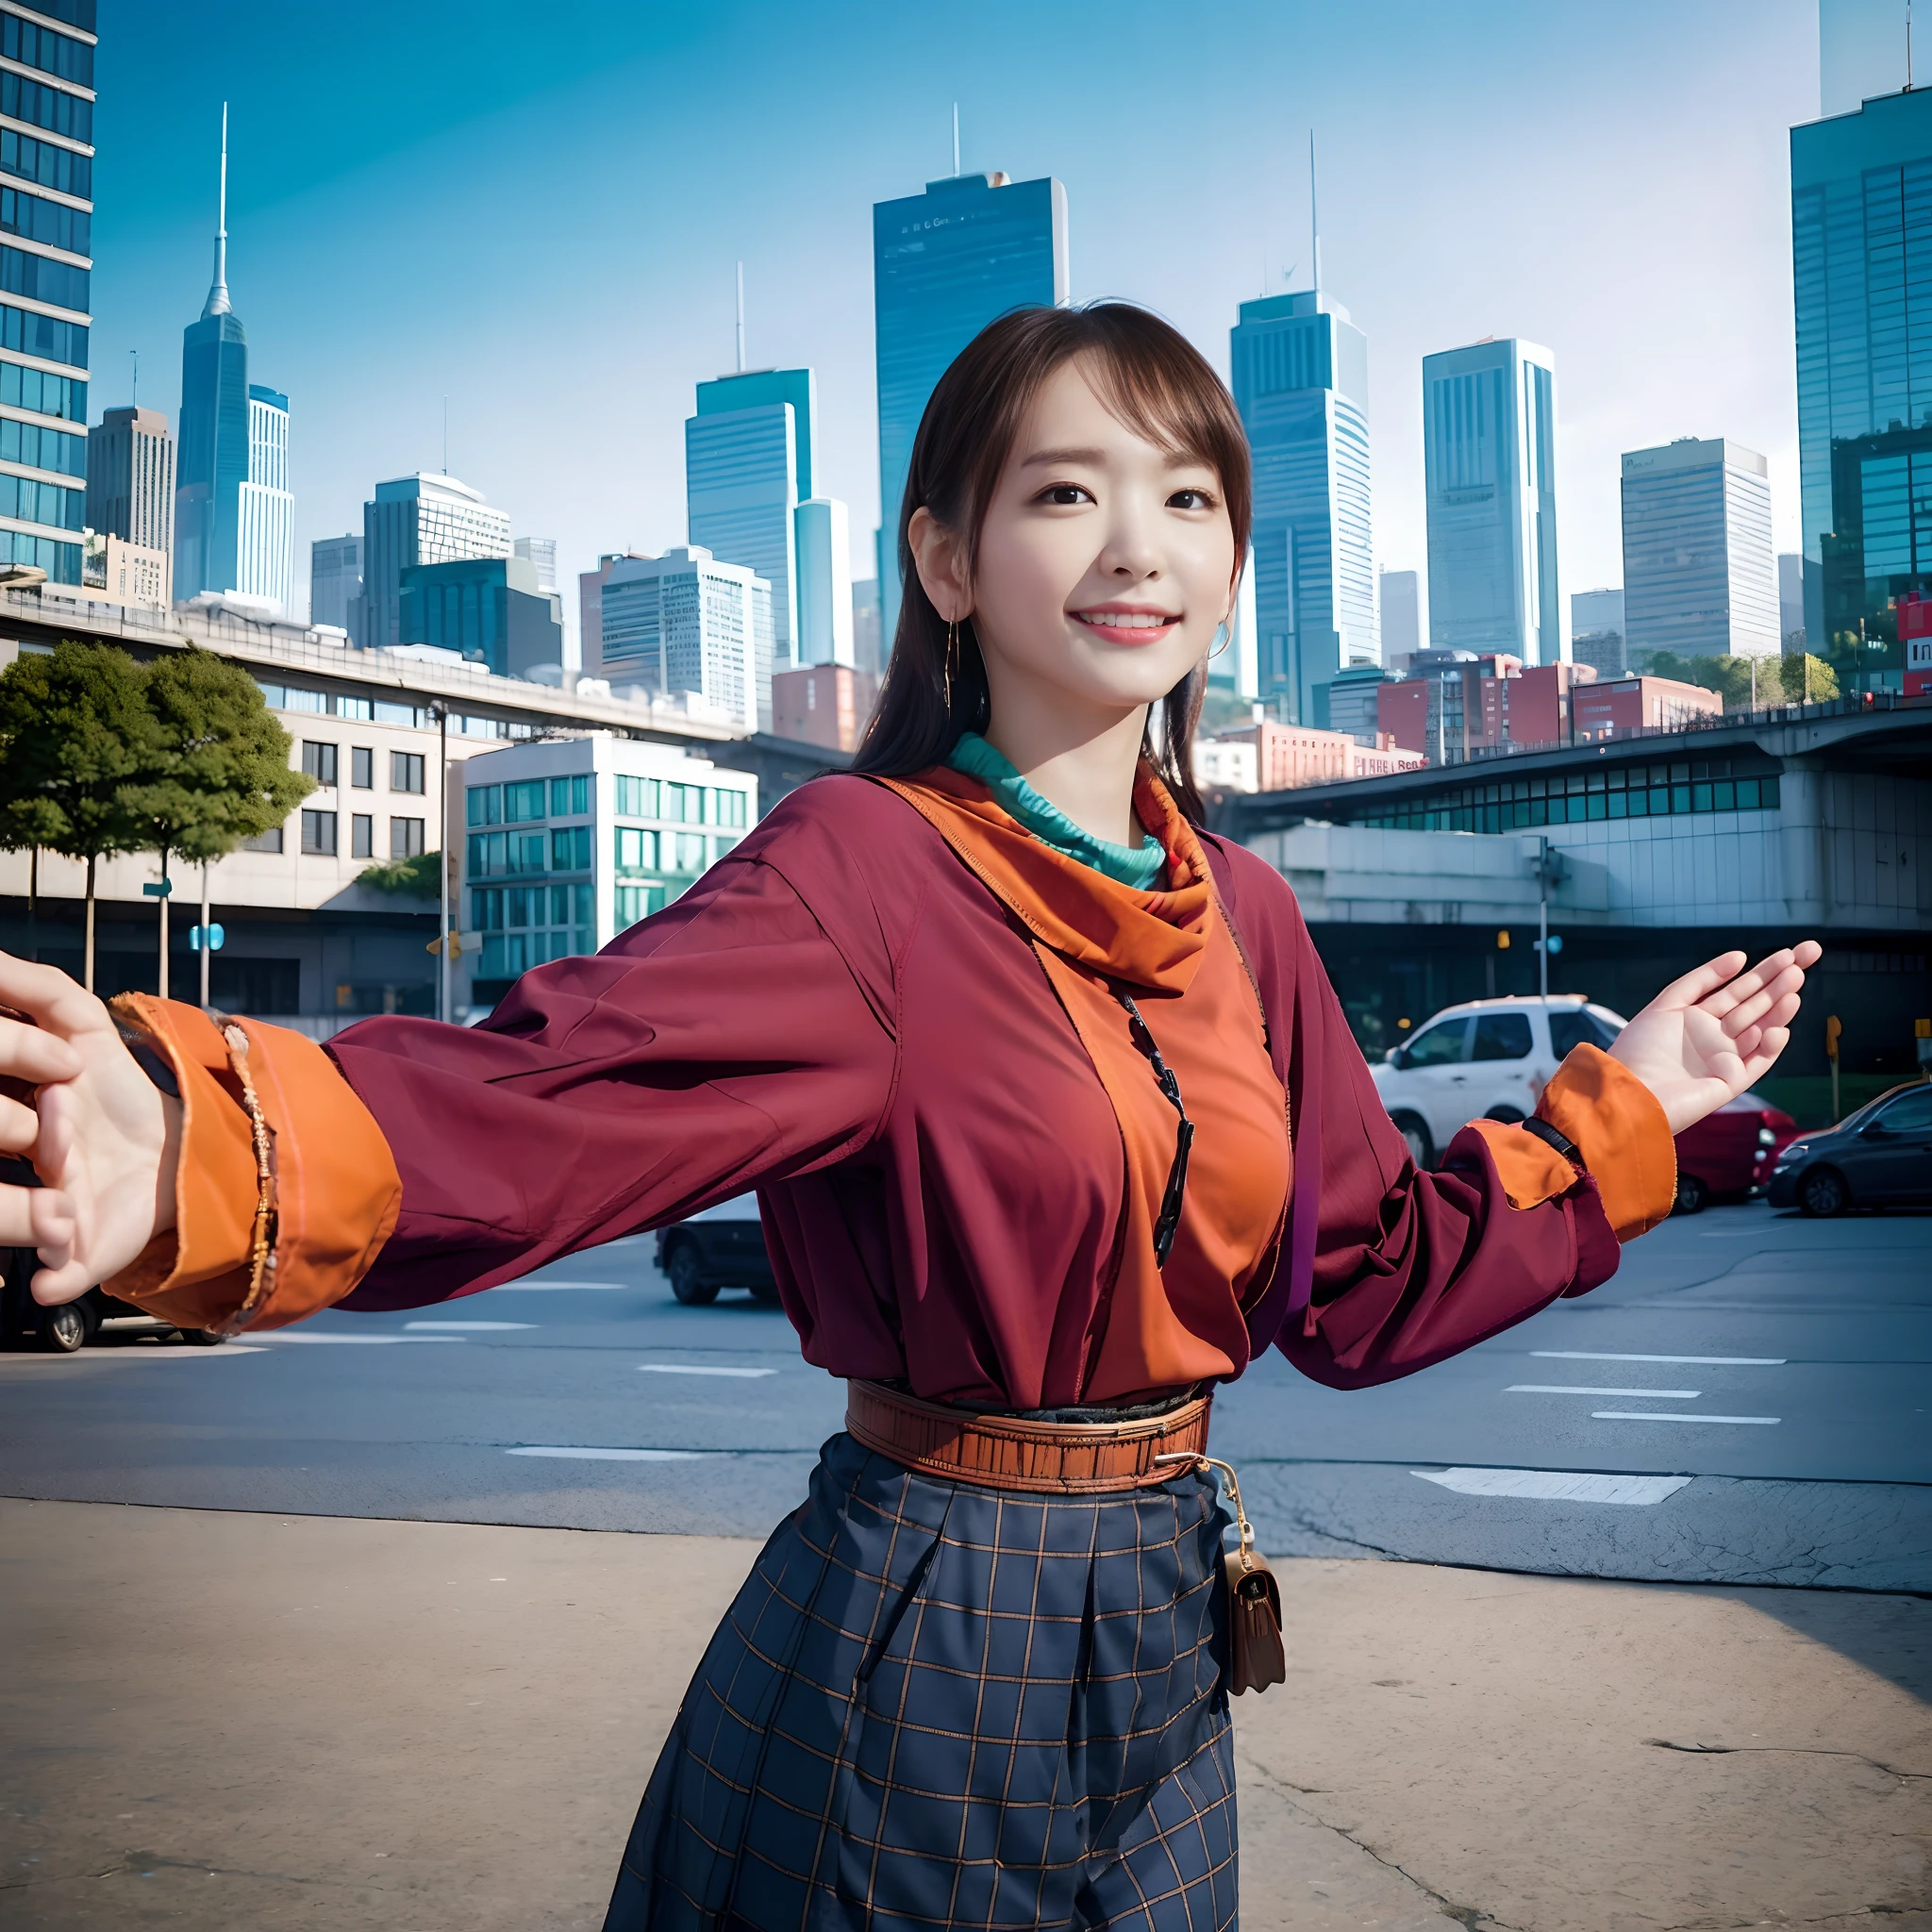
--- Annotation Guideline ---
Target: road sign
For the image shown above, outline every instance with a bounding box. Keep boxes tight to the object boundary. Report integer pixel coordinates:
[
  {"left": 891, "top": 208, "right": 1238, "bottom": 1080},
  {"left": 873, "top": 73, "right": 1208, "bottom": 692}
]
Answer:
[
  {"left": 426, "top": 930, "right": 483, "bottom": 958},
  {"left": 142, "top": 879, "right": 172, "bottom": 898},
  {"left": 189, "top": 923, "right": 225, "bottom": 952}
]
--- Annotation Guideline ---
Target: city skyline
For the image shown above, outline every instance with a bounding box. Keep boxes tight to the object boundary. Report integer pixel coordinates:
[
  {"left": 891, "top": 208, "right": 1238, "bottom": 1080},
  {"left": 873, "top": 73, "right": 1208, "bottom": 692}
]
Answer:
[{"left": 89, "top": 0, "right": 1817, "bottom": 648}]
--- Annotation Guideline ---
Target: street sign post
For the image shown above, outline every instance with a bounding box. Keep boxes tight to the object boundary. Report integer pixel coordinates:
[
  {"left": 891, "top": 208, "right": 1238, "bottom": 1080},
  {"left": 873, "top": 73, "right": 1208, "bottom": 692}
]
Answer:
[{"left": 1825, "top": 1014, "right": 1842, "bottom": 1122}]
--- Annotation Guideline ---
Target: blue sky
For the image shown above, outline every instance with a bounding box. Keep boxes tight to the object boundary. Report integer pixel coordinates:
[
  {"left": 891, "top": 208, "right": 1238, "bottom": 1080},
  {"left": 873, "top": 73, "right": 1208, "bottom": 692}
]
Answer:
[{"left": 92, "top": 0, "right": 1819, "bottom": 641}]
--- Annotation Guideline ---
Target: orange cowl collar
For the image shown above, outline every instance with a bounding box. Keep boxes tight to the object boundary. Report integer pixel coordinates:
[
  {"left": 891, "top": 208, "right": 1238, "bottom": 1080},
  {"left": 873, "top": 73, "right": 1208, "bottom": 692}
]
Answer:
[{"left": 880, "top": 763, "right": 1215, "bottom": 993}]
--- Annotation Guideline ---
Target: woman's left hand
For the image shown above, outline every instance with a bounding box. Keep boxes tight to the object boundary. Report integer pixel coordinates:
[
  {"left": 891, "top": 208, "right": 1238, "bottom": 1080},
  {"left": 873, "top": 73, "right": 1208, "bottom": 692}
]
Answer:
[{"left": 1608, "top": 941, "right": 1823, "bottom": 1135}]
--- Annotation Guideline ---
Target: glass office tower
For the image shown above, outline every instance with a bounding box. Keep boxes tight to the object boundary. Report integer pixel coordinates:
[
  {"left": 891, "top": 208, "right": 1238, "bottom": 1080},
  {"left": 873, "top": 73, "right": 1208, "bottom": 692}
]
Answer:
[
  {"left": 874, "top": 171, "right": 1069, "bottom": 639},
  {"left": 235, "top": 382, "right": 291, "bottom": 612},
  {"left": 176, "top": 109, "right": 250, "bottom": 605},
  {"left": 1422, "top": 337, "right": 1562, "bottom": 664},
  {"left": 357, "top": 472, "right": 511, "bottom": 649},
  {"left": 1621, "top": 437, "right": 1778, "bottom": 660},
  {"left": 1791, "top": 85, "right": 1932, "bottom": 659},
  {"left": 687, "top": 365, "right": 814, "bottom": 711},
  {"left": 0, "top": 3, "right": 94, "bottom": 585},
  {"left": 1230, "top": 290, "right": 1377, "bottom": 724}
]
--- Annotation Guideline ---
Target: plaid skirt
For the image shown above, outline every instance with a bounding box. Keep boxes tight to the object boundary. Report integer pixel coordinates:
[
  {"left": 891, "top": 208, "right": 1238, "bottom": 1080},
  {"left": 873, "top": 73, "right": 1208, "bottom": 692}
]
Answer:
[{"left": 604, "top": 1430, "right": 1239, "bottom": 1931}]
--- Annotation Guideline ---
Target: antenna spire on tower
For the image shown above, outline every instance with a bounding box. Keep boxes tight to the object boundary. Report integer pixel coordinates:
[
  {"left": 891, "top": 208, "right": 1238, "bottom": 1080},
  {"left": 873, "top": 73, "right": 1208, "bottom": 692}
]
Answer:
[
  {"left": 735, "top": 260, "right": 745, "bottom": 374},
  {"left": 952, "top": 102, "right": 960, "bottom": 176},
  {"left": 1309, "top": 128, "right": 1322, "bottom": 298},
  {"left": 203, "top": 103, "right": 232, "bottom": 319}
]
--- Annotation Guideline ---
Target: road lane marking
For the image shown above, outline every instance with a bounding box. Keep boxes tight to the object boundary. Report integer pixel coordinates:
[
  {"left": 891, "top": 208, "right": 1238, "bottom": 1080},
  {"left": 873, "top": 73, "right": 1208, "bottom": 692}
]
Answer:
[
  {"left": 256, "top": 1334, "right": 466, "bottom": 1345},
  {"left": 506, "top": 1446, "right": 708, "bottom": 1461},
  {"left": 1530, "top": 1351, "right": 1787, "bottom": 1365},
  {"left": 486, "top": 1281, "right": 637, "bottom": 1291},
  {"left": 637, "top": 1363, "right": 778, "bottom": 1378},
  {"left": 1506, "top": 1385, "right": 1701, "bottom": 1398},
  {"left": 405, "top": 1321, "right": 535, "bottom": 1331},
  {"left": 1413, "top": 1468, "right": 1692, "bottom": 1505},
  {"left": 1591, "top": 1411, "right": 1780, "bottom": 1425}
]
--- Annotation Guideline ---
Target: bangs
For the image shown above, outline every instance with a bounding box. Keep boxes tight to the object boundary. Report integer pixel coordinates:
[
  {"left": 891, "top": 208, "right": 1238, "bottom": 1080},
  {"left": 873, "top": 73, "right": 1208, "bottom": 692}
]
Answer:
[{"left": 1076, "top": 336, "right": 1248, "bottom": 502}]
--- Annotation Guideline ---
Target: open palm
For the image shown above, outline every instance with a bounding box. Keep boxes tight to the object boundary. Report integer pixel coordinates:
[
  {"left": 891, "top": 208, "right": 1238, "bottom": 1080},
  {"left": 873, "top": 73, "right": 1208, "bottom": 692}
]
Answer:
[{"left": 1608, "top": 942, "right": 1823, "bottom": 1136}]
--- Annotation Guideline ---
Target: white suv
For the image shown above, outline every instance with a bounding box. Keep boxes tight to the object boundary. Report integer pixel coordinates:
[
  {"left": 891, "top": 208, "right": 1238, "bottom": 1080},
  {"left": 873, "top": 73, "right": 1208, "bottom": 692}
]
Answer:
[{"left": 1367, "top": 996, "right": 1627, "bottom": 1170}]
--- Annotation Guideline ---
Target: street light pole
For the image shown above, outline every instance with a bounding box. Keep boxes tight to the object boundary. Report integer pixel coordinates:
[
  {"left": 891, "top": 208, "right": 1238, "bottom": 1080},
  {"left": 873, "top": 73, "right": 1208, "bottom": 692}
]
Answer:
[
  {"left": 1538, "top": 834, "right": 1550, "bottom": 999},
  {"left": 199, "top": 860, "right": 211, "bottom": 1008}
]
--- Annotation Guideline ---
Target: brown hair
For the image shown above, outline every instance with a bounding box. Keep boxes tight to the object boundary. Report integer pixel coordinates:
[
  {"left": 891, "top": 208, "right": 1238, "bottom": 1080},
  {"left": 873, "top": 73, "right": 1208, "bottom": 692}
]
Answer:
[{"left": 850, "top": 302, "right": 1251, "bottom": 823}]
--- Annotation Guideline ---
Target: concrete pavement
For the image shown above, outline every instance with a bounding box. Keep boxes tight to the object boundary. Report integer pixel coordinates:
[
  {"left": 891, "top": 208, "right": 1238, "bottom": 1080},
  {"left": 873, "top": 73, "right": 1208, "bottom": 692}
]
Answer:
[{"left": 3, "top": 1499, "right": 1926, "bottom": 1931}]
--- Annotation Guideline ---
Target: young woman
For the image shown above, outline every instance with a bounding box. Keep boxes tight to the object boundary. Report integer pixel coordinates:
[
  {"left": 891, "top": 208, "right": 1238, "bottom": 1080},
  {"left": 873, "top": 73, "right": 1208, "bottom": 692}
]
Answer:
[{"left": 0, "top": 304, "right": 1817, "bottom": 1931}]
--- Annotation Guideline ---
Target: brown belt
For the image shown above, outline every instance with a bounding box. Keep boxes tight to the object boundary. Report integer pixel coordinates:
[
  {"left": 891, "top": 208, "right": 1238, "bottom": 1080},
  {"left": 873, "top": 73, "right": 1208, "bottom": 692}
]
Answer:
[{"left": 845, "top": 1380, "right": 1211, "bottom": 1494}]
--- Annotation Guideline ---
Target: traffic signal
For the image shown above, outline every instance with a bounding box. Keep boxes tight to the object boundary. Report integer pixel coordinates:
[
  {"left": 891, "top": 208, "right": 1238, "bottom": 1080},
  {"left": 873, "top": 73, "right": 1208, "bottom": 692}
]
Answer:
[
  {"left": 1825, "top": 1015, "right": 1842, "bottom": 1061},
  {"left": 1496, "top": 930, "right": 1510, "bottom": 950}
]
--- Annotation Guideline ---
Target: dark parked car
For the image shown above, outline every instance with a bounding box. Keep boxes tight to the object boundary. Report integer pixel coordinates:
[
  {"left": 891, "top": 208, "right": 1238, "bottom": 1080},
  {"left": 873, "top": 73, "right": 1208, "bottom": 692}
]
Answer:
[
  {"left": 655, "top": 1194, "right": 780, "bottom": 1306},
  {"left": 1767, "top": 1080, "right": 1932, "bottom": 1216},
  {"left": 0, "top": 1254, "right": 229, "bottom": 1353},
  {"left": 1670, "top": 1091, "right": 1801, "bottom": 1213}
]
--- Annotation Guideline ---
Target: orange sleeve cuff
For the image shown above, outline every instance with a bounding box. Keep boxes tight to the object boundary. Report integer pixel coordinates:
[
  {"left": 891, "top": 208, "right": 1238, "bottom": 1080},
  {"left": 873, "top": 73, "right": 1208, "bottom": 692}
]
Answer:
[
  {"left": 1467, "top": 1042, "right": 1676, "bottom": 1242},
  {"left": 103, "top": 996, "right": 403, "bottom": 1332}
]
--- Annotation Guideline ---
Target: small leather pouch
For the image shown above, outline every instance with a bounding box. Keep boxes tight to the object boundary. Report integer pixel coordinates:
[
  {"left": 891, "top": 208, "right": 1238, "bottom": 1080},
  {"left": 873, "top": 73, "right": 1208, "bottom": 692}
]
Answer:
[{"left": 1159, "top": 1451, "right": 1288, "bottom": 1696}]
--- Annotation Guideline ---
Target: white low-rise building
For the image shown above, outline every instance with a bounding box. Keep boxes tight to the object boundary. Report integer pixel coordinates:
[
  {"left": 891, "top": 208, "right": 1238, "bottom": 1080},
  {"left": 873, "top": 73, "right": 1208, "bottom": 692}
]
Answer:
[{"left": 455, "top": 734, "right": 758, "bottom": 1008}]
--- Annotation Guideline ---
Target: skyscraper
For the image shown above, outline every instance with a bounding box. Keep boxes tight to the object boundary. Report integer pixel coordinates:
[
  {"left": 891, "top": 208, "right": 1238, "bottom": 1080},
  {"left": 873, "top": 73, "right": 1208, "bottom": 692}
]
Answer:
[
  {"left": 1422, "top": 337, "right": 1561, "bottom": 664},
  {"left": 0, "top": 5, "right": 93, "bottom": 586},
  {"left": 1379, "top": 569, "right": 1422, "bottom": 669},
  {"left": 596, "top": 546, "right": 769, "bottom": 733},
  {"left": 236, "top": 383, "right": 291, "bottom": 611},
  {"left": 85, "top": 407, "right": 174, "bottom": 603},
  {"left": 686, "top": 366, "right": 813, "bottom": 718},
  {"left": 309, "top": 532, "right": 361, "bottom": 630},
  {"left": 1571, "top": 586, "right": 1626, "bottom": 676},
  {"left": 1621, "top": 438, "right": 1778, "bottom": 661},
  {"left": 398, "top": 554, "right": 563, "bottom": 680},
  {"left": 513, "top": 536, "right": 558, "bottom": 594},
  {"left": 1230, "top": 290, "right": 1376, "bottom": 723},
  {"left": 794, "top": 496, "right": 855, "bottom": 666},
  {"left": 874, "top": 171, "right": 1069, "bottom": 638},
  {"left": 1791, "top": 86, "right": 1932, "bottom": 657},
  {"left": 357, "top": 472, "right": 511, "bottom": 650},
  {"left": 175, "top": 108, "right": 249, "bottom": 605}
]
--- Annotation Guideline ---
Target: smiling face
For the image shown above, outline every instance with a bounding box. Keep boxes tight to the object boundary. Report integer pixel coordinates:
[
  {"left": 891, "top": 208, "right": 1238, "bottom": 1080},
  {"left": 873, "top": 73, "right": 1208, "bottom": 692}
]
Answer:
[{"left": 916, "top": 354, "right": 1240, "bottom": 739}]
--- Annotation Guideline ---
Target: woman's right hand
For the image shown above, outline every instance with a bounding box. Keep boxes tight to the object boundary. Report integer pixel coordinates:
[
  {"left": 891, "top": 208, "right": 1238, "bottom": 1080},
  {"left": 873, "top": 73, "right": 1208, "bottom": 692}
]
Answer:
[{"left": 0, "top": 953, "right": 179, "bottom": 1305}]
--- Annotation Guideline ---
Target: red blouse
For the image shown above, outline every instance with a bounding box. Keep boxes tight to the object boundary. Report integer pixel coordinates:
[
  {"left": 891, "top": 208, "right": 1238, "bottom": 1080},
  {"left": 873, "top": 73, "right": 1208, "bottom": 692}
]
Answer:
[{"left": 107, "top": 771, "right": 1674, "bottom": 1407}]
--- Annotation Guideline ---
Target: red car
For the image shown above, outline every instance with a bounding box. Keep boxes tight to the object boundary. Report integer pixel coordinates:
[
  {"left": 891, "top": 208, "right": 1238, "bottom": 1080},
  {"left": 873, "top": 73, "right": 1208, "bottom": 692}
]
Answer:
[{"left": 1670, "top": 1091, "right": 1800, "bottom": 1213}]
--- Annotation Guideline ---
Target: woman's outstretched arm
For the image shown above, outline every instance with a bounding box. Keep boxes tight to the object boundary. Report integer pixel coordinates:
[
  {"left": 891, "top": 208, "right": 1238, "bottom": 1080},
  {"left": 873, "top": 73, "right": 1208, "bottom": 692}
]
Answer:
[
  {"left": 0, "top": 829, "right": 898, "bottom": 1332},
  {"left": 1203, "top": 836, "right": 1818, "bottom": 1391}
]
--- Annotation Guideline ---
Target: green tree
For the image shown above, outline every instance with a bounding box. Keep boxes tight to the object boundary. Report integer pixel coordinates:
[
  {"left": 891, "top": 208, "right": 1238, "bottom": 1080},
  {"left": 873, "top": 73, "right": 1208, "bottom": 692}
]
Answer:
[
  {"left": 1778, "top": 652, "right": 1840, "bottom": 704},
  {"left": 356, "top": 846, "right": 440, "bottom": 897},
  {"left": 0, "top": 641, "right": 155, "bottom": 991},
  {"left": 124, "top": 647, "right": 311, "bottom": 999}
]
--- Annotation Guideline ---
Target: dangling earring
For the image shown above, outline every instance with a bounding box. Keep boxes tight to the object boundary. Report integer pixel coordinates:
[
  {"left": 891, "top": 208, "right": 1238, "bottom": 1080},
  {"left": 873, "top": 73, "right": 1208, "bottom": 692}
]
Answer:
[
  {"left": 1209, "top": 620, "right": 1232, "bottom": 659},
  {"left": 944, "top": 617, "right": 958, "bottom": 712}
]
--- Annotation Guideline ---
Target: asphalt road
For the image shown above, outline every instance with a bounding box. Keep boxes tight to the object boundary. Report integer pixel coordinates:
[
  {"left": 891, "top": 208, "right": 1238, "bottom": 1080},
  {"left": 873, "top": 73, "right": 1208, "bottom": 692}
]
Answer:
[{"left": 4, "top": 1200, "right": 1926, "bottom": 1591}]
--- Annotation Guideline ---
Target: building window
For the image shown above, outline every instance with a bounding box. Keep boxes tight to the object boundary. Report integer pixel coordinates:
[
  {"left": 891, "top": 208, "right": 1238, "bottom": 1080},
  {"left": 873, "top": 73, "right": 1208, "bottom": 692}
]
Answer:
[
  {"left": 301, "top": 809, "right": 338, "bottom": 856},
  {"left": 351, "top": 813, "right": 373, "bottom": 858},
  {"left": 242, "top": 825, "right": 284, "bottom": 855},
  {"left": 466, "top": 783, "right": 501, "bottom": 826},
  {"left": 616, "top": 884, "right": 665, "bottom": 925},
  {"left": 301, "top": 741, "right": 338, "bottom": 787},
  {"left": 390, "top": 750, "right": 425, "bottom": 794},
  {"left": 0, "top": 14, "right": 94, "bottom": 89},
  {"left": 548, "top": 774, "right": 591, "bottom": 816},
  {"left": 503, "top": 778, "right": 545, "bottom": 822},
  {"left": 391, "top": 816, "right": 425, "bottom": 859},
  {"left": 550, "top": 824, "right": 591, "bottom": 871},
  {"left": 0, "top": 72, "right": 93, "bottom": 148},
  {"left": 614, "top": 826, "right": 658, "bottom": 874},
  {"left": 351, "top": 746, "right": 373, "bottom": 789},
  {"left": 0, "top": 413, "right": 84, "bottom": 476},
  {"left": 614, "top": 774, "right": 659, "bottom": 818}
]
